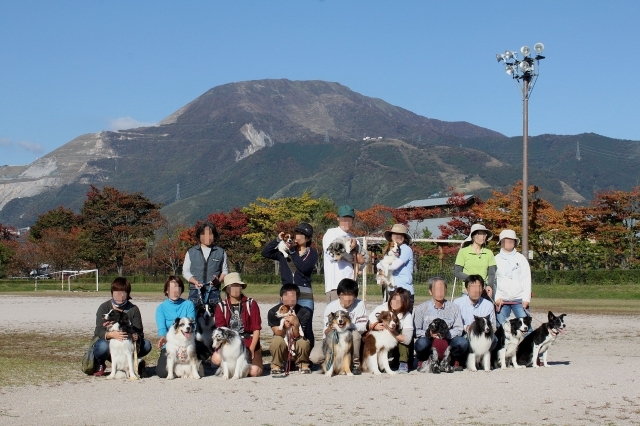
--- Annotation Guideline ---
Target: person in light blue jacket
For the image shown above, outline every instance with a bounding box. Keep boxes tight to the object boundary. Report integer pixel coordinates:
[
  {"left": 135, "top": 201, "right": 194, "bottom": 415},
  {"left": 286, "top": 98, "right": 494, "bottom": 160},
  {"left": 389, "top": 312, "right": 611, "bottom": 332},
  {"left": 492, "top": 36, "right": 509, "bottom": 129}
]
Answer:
[{"left": 378, "top": 223, "right": 415, "bottom": 309}]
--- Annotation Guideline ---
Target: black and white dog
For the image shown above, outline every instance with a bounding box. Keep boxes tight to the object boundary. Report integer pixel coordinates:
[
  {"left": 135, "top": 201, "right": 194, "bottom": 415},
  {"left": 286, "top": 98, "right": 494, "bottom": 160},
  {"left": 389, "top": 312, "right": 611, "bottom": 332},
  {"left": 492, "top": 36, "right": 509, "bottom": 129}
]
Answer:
[
  {"left": 103, "top": 309, "right": 138, "bottom": 380},
  {"left": 417, "top": 318, "right": 453, "bottom": 374},
  {"left": 466, "top": 314, "right": 494, "bottom": 372},
  {"left": 492, "top": 316, "right": 532, "bottom": 369},
  {"left": 166, "top": 317, "right": 201, "bottom": 379},
  {"left": 211, "top": 327, "right": 251, "bottom": 379},
  {"left": 327, "top": 236, "right": 352, "bottom": 262},
  {"left": 516, "top": 311, "right": 567, "bottom": 368},
  {"left": 195, "top": 302, "right": 216, "bottom": 360}
]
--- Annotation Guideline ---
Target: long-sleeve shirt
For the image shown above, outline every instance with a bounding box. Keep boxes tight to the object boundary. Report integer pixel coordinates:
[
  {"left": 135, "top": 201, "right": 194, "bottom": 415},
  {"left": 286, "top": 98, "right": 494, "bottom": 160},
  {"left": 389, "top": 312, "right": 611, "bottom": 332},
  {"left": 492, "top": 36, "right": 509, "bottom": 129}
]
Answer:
[
  {"left": 413, "top": 299, "right": 463, "bottom": 340},
  {"left": 261, "top": 238, "right": 318, "bottom": 299},
  {"left": 453, "top": 294, "right": 496, "bottom": 330},
  {"left": 155, "top": 298, "right": 196, "bottom": 338},
  {"left": 93, "top": 300, "right": 144, "bottom": 341},
  {"left": 495, "top": 249, "right": 532, "bottom": 303},
  {"left": 323, "top": 299, "right": 368, "bottom": 333},
  {"left": 385, "top": 243, "right": 414, "bottom": 295},
  {"left": 182, "top": 247, "right": 229, "bottom": 283},
  {"left": 368, "top": 303, "right": 414, "bottom": 344},
  {"left": 322, "top": 227, "right": 356, "bottom": 293}
]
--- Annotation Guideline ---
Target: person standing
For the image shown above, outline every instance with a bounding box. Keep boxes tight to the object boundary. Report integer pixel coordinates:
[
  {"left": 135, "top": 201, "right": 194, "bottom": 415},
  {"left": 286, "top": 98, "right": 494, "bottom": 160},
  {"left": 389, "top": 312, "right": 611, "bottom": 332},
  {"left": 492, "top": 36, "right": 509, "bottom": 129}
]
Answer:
[
  {"left": 453, "top": 223, "right": 497, "bottom": 299},
  {"left": 494, "top": 229, "right": 531, "bottom": 325},
  {"left": 183, "top": 221, "right": 228, "bottom": 305},
  {"left": 322, "top": 205, "right": 366, "bottom": 303},
  {"left": 261, "top": 222, "right": 318, "bottom": 313},
  {"left": 378, "top": 223, "right": 415, "bottom": 308}
]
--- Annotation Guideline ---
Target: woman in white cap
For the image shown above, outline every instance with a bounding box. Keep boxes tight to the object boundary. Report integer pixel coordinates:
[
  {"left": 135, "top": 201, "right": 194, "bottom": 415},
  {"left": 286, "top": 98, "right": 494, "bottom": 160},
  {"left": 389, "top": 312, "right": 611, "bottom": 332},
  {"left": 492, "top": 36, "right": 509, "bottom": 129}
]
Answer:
[
  {"left": 453, "top": 223, "right": 497, "bottom": 299},
  {"left": 213, "top": 272, "right": 263, "bottom": 377},
  {"left": 494, "top": 229, "right": 531, "bottom": 325},
  {"left": 378, "top": 223, "right": 415, "bottom": 308}
]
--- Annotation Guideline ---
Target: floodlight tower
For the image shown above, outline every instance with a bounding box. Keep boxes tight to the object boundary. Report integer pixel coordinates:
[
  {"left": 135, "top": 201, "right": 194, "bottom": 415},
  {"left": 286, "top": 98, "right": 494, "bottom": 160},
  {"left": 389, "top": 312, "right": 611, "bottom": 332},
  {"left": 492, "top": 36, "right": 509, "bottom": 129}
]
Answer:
[{"left": 496, "top": 43, "right": 545, "bottom": 260}]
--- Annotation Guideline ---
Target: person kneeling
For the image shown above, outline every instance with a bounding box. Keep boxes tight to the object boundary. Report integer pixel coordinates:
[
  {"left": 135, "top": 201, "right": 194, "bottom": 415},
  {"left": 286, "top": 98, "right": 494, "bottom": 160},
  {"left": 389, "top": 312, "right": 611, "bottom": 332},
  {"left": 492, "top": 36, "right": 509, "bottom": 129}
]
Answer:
[{"left": 267, "top": 284, "right": 314, "bottom": 377}]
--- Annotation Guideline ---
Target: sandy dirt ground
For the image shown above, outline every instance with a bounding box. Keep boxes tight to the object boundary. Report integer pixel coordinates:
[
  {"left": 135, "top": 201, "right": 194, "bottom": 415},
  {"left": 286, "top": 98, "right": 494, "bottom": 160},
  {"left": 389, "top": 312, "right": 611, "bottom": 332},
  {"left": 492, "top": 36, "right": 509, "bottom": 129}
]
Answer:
[{"left": 1, "top": 294, "right": 639, "bottom": 425}]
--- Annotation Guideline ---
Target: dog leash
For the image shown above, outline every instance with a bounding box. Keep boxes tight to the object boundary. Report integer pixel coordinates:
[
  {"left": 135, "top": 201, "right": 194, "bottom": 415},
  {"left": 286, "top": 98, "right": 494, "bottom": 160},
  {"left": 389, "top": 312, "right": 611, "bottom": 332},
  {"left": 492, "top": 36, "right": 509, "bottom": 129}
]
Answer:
[
  {"left": 284, "top": 328, "right": 293, "bottom": 376},
  {"left": 325, "top": 329, "right": 339, "bottom": 371}
]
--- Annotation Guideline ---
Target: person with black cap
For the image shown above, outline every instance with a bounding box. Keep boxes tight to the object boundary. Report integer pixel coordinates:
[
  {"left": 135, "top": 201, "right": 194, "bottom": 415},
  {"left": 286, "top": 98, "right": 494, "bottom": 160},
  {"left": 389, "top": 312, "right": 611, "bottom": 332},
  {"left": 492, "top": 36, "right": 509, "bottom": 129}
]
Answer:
[
  {"left": 322, "top": 205, "right": 366, "bottom": 303},
  {"left": 261, "top": 222, "right": 318, "bottom": 314}
]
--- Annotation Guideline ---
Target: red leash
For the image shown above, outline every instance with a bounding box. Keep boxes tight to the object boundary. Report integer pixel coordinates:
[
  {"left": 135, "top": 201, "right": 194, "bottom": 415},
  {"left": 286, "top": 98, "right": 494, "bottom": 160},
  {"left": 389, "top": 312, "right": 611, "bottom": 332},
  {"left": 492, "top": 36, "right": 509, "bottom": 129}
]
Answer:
[{"left": 284, "top": 328, "right": 293, "bottom": 376}]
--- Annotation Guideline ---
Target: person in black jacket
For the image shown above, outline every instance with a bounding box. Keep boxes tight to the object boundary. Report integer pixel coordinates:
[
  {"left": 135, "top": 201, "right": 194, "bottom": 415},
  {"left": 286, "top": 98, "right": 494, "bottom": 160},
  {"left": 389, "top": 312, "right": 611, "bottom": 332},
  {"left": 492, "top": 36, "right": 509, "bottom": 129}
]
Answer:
[{"left": 261, "top": 222, "right": 318, "bottom": 314}]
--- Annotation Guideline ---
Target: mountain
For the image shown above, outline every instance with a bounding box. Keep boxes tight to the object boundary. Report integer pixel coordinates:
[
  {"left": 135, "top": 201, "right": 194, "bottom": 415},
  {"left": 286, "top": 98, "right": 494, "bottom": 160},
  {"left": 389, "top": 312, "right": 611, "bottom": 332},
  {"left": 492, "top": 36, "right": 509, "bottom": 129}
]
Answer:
[{"left": 1, "top": 79, "right": 639, "bottom": 227}]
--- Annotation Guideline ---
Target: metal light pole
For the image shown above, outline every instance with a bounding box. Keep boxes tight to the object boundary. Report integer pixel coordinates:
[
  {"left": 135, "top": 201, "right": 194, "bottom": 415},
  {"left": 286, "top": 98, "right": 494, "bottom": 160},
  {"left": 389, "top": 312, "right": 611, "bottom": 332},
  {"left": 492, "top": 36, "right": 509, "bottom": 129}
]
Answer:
[{"left": 496, "top": 43, "right": 545, "bottom": 260}]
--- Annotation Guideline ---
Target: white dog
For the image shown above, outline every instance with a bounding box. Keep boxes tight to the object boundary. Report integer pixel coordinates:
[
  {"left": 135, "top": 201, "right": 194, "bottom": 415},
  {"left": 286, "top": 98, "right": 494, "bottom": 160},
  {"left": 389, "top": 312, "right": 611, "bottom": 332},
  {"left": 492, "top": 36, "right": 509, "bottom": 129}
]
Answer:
[
  {"left": 165, "top": 317, "right": 201, "bottom": 379},
  {"left": 211, "top": 327, "right": 251, "bottom": 380}
]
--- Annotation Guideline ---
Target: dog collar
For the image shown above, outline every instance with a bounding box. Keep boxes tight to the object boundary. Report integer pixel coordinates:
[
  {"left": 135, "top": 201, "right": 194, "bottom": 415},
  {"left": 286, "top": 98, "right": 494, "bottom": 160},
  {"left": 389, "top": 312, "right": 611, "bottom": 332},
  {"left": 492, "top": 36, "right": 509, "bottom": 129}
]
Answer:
[{"left": 176, "top": 346, "right": 188, "bottom": 363}]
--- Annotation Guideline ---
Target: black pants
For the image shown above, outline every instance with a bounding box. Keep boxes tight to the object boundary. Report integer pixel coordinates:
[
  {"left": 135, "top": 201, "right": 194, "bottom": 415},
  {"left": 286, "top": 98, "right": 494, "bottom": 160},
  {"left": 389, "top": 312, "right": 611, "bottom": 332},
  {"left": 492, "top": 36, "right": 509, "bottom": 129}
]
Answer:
[{"left": 156, "top": 342, "right": 211, "bottom": 378}]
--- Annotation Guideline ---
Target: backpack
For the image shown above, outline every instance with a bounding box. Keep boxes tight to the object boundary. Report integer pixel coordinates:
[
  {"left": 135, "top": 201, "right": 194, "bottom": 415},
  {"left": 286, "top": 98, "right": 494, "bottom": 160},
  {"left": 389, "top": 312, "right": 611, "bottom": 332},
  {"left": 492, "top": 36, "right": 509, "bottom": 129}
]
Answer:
[
  {"left": 81, "top": 336, "right": 100, "bottom": 375},
  {"left": 217, "top": 298, "right": 254, "bottom": 329}
]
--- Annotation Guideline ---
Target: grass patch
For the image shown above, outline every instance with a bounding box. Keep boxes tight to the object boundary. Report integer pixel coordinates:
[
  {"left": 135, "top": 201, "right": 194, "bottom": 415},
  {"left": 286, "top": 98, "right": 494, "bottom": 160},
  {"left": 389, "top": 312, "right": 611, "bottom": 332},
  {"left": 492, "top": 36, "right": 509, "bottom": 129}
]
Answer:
[{"left": 531, "top": 284, "right": 640, "bottom": 300}]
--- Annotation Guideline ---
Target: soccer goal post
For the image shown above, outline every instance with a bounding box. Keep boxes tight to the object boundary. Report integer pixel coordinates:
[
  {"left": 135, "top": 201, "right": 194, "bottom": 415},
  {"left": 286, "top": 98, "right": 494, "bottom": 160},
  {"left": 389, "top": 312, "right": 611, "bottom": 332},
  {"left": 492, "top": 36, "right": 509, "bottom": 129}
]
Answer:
[
  {"left": 357, "top": 237, "right": 464, "bottom": 303},
  {"left": 64, "top": 269, "right": 100, "bottom": 292}
]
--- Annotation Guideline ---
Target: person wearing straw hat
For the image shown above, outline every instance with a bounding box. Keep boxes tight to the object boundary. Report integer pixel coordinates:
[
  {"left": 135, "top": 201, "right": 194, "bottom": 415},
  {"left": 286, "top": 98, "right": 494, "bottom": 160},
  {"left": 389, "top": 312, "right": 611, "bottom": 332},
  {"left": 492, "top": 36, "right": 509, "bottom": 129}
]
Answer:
[
  {"left": 322, "top": 205, "right": 366, "bottom": 303},
  {"left": 379, "top": 223, "right": 415, "bottom": 308},
  {"left": 494, "top": 229, "right": 531, "bottom": 326},
  {"left": 453, "top": 223, "right": 497, "bottom": 299},
  {"left": 213, "top": 272, "right": 263, "bottom": 377}
]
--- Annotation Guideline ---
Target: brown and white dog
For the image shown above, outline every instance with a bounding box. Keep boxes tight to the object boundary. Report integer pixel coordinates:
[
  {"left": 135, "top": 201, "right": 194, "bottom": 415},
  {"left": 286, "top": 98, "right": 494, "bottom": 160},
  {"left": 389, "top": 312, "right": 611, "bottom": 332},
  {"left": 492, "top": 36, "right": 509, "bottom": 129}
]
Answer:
[
  {"left": 361, "top": 310, "right": 401, "bottom": 375},
  {"left": 275, "top": 304, "right": 304, "bottom": 356},
  {"left": 322, "top": 310, "right": 354, "bottom": 377},
  {"left": 277, "top": 233, "right": 293, "bottom": 258},
  {"left": 165, "top": 317, "right": 201, "bottom": 379}
]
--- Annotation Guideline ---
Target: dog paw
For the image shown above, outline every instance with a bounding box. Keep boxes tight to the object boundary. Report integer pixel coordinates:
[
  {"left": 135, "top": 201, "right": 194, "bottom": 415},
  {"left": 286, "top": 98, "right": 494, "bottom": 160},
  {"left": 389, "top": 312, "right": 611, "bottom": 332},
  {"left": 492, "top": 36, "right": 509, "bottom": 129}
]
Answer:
[
  {"left": 346, "top": 372, "right": 354, "bottom": 376},
  {"left": 513, "top": 365, "right": 523, "bottom": 369},
  {"left": 167, "top": 375, "right": 174, "bottom": 380}
]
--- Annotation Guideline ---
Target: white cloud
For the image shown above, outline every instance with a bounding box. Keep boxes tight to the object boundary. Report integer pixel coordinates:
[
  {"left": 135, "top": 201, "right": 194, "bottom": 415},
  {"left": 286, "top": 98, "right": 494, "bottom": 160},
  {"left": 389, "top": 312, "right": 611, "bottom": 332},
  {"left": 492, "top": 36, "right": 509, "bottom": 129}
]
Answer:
[
  {"left": 108, "top": 117, "right": 156, "bottom": 131},
  {"left": 0, "top": 137, "right": 12, "bottom": 147},
  {"left": 18, "top": 141, "right": 44, "bottom": 154}
]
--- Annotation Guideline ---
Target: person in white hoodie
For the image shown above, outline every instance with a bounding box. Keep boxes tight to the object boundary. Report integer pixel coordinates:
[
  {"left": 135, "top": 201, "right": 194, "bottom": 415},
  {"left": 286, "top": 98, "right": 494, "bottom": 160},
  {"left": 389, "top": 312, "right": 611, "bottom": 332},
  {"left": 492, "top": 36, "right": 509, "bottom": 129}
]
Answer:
[{"left": 494, "top": 229, "right": 531, "bottom": 325}]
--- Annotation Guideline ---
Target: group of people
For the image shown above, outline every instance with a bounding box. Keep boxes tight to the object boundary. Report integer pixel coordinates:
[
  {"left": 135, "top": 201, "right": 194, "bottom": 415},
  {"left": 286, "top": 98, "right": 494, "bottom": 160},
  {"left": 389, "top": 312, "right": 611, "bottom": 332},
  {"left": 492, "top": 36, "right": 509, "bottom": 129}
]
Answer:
[{"left": 90, "top": 205, "right": 530, "bottom": 377}]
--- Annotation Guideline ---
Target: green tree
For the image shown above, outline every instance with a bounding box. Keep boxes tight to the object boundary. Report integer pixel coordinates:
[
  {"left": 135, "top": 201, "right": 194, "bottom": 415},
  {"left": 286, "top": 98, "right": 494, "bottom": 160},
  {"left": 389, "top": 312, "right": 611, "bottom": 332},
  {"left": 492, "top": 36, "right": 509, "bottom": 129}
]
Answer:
[{"left": 29, "top": 206, "right": 80, "bottom": 241}]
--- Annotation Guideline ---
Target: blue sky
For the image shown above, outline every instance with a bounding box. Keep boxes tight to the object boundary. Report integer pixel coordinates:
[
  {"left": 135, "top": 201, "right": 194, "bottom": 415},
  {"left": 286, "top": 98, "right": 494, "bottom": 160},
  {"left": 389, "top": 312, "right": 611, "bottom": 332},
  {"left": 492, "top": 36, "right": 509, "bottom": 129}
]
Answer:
[{"left": 1, "top": 1, "right": 638, "bottom": 165}]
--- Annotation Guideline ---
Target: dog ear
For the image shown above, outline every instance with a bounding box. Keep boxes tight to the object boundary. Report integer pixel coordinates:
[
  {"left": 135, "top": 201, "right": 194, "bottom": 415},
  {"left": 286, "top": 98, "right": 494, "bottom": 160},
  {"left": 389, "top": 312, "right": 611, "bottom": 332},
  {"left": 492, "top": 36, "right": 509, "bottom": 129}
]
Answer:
[
  {"left": 548, "top": 311, "right": 555, "bottom": 321},
  {"left": 173, "top": 317, "right": 181, "bottom": 331},
  {"left": 559, "top": 314, "right": 567, "bottom": 319}
]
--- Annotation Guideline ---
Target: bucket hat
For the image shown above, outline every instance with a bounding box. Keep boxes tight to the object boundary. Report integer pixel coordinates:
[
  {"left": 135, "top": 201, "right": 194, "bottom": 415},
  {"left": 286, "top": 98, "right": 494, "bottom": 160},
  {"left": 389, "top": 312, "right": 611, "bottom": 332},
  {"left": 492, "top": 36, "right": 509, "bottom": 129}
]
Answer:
[
  {"left": 383, "top": 223, "right": 412, "bottom": 244},
  {"left": 220, "top": 272, "right": 247, "bottom": 291},
  {"left": 498, "top": 229, "right": 520, "bottom": 246}
]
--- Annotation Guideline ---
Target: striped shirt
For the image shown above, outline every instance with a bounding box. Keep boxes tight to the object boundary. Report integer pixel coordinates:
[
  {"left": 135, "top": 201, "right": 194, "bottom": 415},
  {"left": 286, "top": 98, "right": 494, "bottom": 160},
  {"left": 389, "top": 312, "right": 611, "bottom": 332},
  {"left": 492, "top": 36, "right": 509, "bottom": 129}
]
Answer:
[
  {"left": 453, "top": 294, "right": 496, "bottom": 330},
  {"left": 413, "top": 299, "right": 463, "bottom": 339}
]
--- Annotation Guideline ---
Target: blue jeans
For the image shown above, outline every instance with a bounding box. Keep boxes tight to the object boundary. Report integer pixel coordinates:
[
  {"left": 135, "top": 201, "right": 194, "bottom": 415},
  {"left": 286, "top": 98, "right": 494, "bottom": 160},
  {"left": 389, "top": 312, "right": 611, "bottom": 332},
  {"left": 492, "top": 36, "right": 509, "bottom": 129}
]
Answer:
[
  {"left": 297, "top": 298, "right": 314, "bottom": 313},
  {"left": 415, "top": 335, "right": 469, "bottom": 362},
  {"left": 496, "top": 301, "right": 529, "bottom": 325},
  {"left": 93, "top": 338, "right": 152, "bottom": 364}
]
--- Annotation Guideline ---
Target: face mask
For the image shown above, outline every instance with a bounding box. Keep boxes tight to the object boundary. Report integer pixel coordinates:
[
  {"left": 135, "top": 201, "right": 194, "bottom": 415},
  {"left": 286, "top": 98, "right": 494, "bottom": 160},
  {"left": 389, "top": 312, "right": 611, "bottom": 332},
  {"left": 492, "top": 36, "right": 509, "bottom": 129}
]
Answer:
[{"left": 111, "top": 298, "right": 128, "bottom": 308}]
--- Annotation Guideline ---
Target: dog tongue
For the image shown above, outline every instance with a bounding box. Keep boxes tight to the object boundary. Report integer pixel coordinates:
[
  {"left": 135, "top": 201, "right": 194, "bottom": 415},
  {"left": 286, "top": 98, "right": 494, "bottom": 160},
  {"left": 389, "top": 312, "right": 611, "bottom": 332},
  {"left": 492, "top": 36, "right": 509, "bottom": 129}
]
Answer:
[{"left": 183, "top": 332, "right": 191, "bottom": 338}]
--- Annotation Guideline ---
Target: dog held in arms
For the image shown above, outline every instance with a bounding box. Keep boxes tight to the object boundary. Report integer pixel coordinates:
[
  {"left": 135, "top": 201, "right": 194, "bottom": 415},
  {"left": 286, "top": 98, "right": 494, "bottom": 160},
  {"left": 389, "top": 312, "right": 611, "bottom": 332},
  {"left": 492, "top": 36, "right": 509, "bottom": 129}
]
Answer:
[
  {"left": 275, "top": 305, "right": 304, "bottom": 356},
  {"left": 491, "top": 316, "right": 532, "bottom": 369},
  {"left": 103, "top": 309, "right": 139, "bottom": 380},
  {"left": 516, "top": 311, "right": 567, "bottom": 368},
  {"left": 211, "top": 327, "right": 251, "bottom": 379},
  {"left": 361, "top": 310, "right": 401, "bottom": 375},
  {"left": 277, "top": 233, "right": 294, "bottom": 258},
  {"left": 322, "top": 310, "right": 354, "bottom": 377},
  {"left": 165, "top": 317, "right": 201, "bottom": 379},
  {"left": 376, "top": 242, "right": 400, "bottom": 302},
  {"left": 418, "top": 318, "right": 453, "bottom": 374},
  {"left": 326, "top": 236, "right": 352, "bottom": 262},
  {"left": 466, "top": 314, "right": 494, "bottom": 372}
]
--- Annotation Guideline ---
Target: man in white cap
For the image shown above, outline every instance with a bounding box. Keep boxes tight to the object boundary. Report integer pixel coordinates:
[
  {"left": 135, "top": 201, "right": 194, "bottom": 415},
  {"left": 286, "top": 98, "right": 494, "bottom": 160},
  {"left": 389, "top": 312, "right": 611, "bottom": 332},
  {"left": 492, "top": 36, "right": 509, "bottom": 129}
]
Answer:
[{"left": 494, "top": 229, "right": 531, "bottom": 325}]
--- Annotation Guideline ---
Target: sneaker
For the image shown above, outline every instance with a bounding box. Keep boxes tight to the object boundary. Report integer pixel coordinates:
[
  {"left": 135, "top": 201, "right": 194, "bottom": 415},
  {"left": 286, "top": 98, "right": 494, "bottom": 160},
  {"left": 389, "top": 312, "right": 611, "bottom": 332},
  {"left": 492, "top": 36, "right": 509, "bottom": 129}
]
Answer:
[
  {"left": 397, "top": 362, "right": 409, "bottom": 374},
  {"left": 271, "top": 367, "right": 285, "bottom": 378},
  {"left": 351, "top": 365, "right": 362, "bottom": 376},
  {"left": 137, "top": 359, "right": 146, "bottom": 378},
  {"left": 93, "top": 363, "right": 106, "bottom": 377},
  {"left": 453, "top": 361, "right": 464, "bottom": 372}
]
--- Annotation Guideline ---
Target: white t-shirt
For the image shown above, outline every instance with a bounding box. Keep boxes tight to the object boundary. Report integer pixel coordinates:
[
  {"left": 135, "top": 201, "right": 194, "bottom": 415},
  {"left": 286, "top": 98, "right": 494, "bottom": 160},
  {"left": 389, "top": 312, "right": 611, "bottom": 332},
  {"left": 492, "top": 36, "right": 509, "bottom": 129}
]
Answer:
[
  {"left": 323, "top": 298, "right": 368, "bottom": 333},
  {"left": 322, "top": 226, "right": 355, "bottom": 293},
  {"left": 368, "top": 303, "right": 414, "bottom": 344}
]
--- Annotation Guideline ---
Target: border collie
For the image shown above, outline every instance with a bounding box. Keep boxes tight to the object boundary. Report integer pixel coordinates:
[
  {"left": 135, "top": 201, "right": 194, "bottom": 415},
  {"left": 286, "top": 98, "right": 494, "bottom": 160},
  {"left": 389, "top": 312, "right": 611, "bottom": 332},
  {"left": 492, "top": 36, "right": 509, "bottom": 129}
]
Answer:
[
  {"left": 275, "top": 305, "right": 304, "bottom": 356},
  {"left": 467, "top": 315, "right": 494, "bottom": 372},
  {"left": 376, "top": 242, "right": 400, "bottom": 302},
  {"left": 166, "top": 317, "right": 201, "bottom": 379},
  {"left": 361, "top": 310, "right": 401, "bottom": 375},
  {"left": 322, "top": 310, "right": 354, "bottom": 376},
  {"left": 418, "top": 318, "right": 453, "bottom": 374},
  {"left": 516, "top": 311, "right": 567, "bottom": 368},
  {"left": 196, "top": 302, "right": 216, "bottom": 360},
  {"left": 327, "top": 237, "right": 352, "bottom": 262},
  {"left": 278, "top": 234, "right": 293, "bottom": 258},
  {"left": 211, "top": 327, "right": 251, "bottom": 379},
  {"left": 103, "top": 309, "right": 138, "bottom": 380},
  {"left": 492, "top": 316, "right": 531, "bottom": 369}
]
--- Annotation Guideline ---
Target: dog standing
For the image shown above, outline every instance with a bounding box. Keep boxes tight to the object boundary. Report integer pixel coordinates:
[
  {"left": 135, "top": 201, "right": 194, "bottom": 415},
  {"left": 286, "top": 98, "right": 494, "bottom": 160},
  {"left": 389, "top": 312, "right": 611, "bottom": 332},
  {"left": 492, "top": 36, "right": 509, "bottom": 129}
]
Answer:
[
  {"left": 103, "top": 309, "right": 138, "bottom": 380},
  {"left": 277, "top": 234, "right": 293, "bottom": 258},
  {"left": 361, "top": 310, "right": 401, "bottom": 375},
  {"left": 322, "top": 311, "right": 354, "bottom": 377},
  {"left": 466, "top": 315, "right": 494, "bottom": 372},
  {"left": 211, "top": 327, "right": 251, "bottom": 379},
  {"left": 491, "top": 316, "right": 532, "bottom": 369},
  {"left": 376, "top": 242, "right": 400, "bottom": 302},
  {"left": 417, "top": 318, "right": 453, "bottom": 374},
  {"left": 196, "top": 302, "right": 216, "bottom": 360},
  {"left": 516, "top": 311, "right": 567, "bottom": 368},
  {"left": 165, "top": 317, "right": 201, "bottom": 379}
]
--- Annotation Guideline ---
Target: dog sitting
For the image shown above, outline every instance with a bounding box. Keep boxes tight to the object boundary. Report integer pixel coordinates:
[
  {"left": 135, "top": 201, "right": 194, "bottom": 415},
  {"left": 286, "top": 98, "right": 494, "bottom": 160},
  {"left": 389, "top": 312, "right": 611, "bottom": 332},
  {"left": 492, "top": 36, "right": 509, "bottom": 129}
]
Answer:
[
  {"left": 516, "top": 311, "right": 567, "bottom": 368},
  {"left": 277, "top": 233, "right": 293, "bottom": 259},
  {"left": 418, "top": 318, "right": 453, "bottom": 374},
  {"left": 103, "top": 309, "right": 138, "bottom": 380},
  {"left": 322, "top": 310, "right": 354, "bottom": 377},
  {"left": 211, "top": 327, "right": 251, "bottom": 379},
  {"left": 326, "top": 236, "right": 352, "bottom": 262},
  {"left": 195, "top": 302, "right": 216, "bottom": 360},
  {"left": 492, "top": 316, "right": 532, "bottom": 369},
  {"left": 275, "top": 305, "right": 304, "bottom": 356},
  {"left": 165, "top": 317, "right": 201, "bottom": 379},
  {"left": 466, "top": 315, "right": 494, "bottom": 372},
  {"left": 361, "top": 310, "right": 401, "bottom": 375},
  {"left": 376, "top": 242, "right": 400, "bottom": 301}
]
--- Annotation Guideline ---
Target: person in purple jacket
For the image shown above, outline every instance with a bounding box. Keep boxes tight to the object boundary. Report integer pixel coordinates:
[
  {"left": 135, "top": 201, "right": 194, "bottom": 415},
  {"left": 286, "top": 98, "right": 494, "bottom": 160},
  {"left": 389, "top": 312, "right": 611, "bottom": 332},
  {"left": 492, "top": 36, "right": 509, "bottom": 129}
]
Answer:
[{"left": 261, "top": 222, "right": 318, "bottom": 317}]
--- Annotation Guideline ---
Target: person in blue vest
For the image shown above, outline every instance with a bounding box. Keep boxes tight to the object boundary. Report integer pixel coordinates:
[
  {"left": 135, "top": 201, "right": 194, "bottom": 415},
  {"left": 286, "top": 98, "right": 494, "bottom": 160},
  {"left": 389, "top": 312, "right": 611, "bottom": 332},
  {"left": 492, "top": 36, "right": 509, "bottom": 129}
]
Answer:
[{"left": 183, "top": 221, "right": 228, "bottom": 305}]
